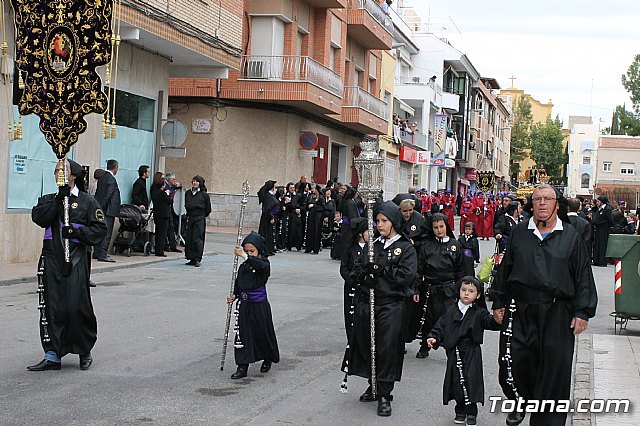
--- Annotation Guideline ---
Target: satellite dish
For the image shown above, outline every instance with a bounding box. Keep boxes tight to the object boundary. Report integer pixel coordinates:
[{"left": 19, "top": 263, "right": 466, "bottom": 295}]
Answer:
[{"left": 161, "top": 120, "right": 188, "bottom": 147}]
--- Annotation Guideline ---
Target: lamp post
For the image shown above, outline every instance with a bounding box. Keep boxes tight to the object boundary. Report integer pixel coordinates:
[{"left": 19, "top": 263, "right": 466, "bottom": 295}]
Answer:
[{"left": 354, "top": 138, "right": 384, "bottom": 399}]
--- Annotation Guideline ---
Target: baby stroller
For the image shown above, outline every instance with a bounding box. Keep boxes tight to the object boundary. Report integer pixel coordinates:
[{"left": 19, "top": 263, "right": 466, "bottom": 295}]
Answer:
[{"left": 112, "top": 204, "right": 153, "bottom": 256}]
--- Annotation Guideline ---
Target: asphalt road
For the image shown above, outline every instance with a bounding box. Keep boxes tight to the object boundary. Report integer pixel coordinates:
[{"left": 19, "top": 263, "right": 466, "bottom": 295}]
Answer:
[{"left": 0, "top": 232, "right": 619, "bottom": 425}]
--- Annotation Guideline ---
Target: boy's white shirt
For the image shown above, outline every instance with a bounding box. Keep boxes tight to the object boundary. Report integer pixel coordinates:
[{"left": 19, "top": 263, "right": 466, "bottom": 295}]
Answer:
[{"left": 458, "top": 299, "right": 472, "bottom": 317}]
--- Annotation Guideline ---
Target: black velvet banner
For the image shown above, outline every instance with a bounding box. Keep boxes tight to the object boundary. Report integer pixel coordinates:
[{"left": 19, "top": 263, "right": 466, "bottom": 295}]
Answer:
[{"left": 11, "top": 0, "right": 113, "bottom": 158}]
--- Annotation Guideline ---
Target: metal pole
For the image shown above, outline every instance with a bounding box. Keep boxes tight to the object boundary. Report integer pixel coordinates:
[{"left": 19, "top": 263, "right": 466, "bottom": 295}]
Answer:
[{"left": 366, "top": 195, "right": 377, "bottom": 399}]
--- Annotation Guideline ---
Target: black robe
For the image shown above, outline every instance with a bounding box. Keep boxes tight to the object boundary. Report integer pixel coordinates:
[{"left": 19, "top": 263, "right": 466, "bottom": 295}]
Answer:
[
  {"left": 591, "top": 205, "right": 613, "bottom": 265},
  {"left": 184, "top": 189, "right": 211, "bottom": 262},
  {"left": 32, "top": 191, "right": 107, "bottom": 357},
  {"left": 233, "top": 256, "right": 279, "bottom": 365},
  {"left": 457, "top": 234, "right": 479, "bottom": 278},
  {"left": 568, "top": 214, "right": 591, "bottom": 257},
  {"left": 340, "top": 242, "right": 365, "bottom": 343},
  {"left": 427, "top": 303, "right": 500, "bottom": 405},
  {"left": 285, "top": 192, "right": 304, "bottom": 250},
  {"left": 493, "top": 214, "right": 517, "bottom": 253},
  {"left": 303, "top": 194, "right": 322, "bottom": 253},
  {"left": 344, "top": 236, "right": 417, "bottom": 391},
  {"left": 258, "top": 192, "right": 280, "bottom": 256},
  {"left": 492, "top": 220, "right": 597, "bottom": 426},
  {"left": 401, "top": 211, "right": 426, "bottom": 342},
  {"left": 411, "top": 237, "right": 465, "bottom": 343}
]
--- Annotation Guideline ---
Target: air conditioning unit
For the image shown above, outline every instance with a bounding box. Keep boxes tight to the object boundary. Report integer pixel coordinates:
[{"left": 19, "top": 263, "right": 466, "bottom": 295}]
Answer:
[
  {"left": 412, "top": 76, "right": 421, "bottom": 83},
  {"left": 245, "top": 60, "right": 269, "bottom": 79}
]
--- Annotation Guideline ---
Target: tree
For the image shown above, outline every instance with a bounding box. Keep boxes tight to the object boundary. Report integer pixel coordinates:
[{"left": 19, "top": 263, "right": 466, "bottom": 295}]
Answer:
[
  {"left": 621, "top": 53, "right": 640, "bottom": 114},
  {"left": 530, "top": 115, "right": 565, "bottom": 178},
  {"left": 611, "top": 104, "right": 640, "bottom": 136},
  {"left": 509, "top": 96, "right": 533, "bottom": 177}
]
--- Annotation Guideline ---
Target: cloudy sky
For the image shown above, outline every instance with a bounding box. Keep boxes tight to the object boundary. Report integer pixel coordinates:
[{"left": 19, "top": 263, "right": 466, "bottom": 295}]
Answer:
[{"left": 401, "top": 0, "right": 638, "bottom": 128}]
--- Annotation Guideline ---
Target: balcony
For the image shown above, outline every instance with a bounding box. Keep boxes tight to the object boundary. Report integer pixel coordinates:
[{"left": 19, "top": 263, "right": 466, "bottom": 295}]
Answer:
[
  {"left": 305, "top": 0, "right": 346, "bottom": 7},
  {"left": 347, "top": 0, "right": 394, "bottom": 50},
  {"left": 442, "top": 91, "right": 460, "bottom": 112},
  {"left": 224, "top": 55, "right": 343, "bottom": 115},
  {"left": 394, "top": 76, "right": 442, "bottom": 107},
  {"left": 340, "top": 86, "right": 388, "bottom": 134}
]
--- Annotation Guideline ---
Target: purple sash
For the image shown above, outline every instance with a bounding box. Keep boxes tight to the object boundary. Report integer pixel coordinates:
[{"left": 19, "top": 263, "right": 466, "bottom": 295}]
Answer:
[
  {"left": 463, "top": 248, "right": 474, "bottom": 258},
  {"left": 44, "top": 222, "right": 82, "bottom": 244},
  {"left": 240, "top": 286, "right": 267, "bottom": 303}
]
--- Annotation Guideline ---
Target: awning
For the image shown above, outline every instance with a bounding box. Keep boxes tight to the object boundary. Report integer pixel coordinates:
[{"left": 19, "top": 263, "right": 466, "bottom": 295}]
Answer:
[{"left": 395, "top": 97, "right": 415, "bottom": 116}]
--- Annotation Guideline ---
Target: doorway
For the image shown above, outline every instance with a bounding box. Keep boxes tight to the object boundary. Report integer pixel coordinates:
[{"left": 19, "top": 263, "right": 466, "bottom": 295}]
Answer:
[{"left": 330, "top": 142, "right": 347, "bottom": 183}]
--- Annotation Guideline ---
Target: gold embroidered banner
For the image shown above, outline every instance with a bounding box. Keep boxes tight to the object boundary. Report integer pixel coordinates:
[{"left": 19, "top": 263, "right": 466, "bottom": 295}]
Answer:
[
  {"left": 476, "top": 171, "right": 495, "bottom": 192},
  {"left": 11, "top": 0, "right": 113, "bottom": 158}
]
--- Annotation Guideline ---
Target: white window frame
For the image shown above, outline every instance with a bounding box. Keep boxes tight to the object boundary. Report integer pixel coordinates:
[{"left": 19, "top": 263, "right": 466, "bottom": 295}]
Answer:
[
  {"left": 603, "top": 162, "right": 612, "bottom": 172},
  {"left": 620, "top": 163, "right": 635, "bottom": 175},
  {"left": 582, "top": 156, "right": 590, "bottom": 165}
]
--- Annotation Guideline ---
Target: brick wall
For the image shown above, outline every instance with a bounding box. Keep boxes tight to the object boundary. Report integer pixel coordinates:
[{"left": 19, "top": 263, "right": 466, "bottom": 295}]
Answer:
[{"left": 141, "top": 0, "right": 243, "bottom": 49}]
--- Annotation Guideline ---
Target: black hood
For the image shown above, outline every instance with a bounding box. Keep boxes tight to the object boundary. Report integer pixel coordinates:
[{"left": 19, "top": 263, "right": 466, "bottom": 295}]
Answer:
[
  {"left": 258, "top": 180, "right": 276, "bottom": 204},
  {"left": 192, "top": 175, "right": 207, "bottom": 192},
  {"left": 344, "top": 186, "right": 356, "bottom": 200},
  {"left": 350, "top": 216, "right": 368, "bottom": 235},
  {"left": 426, "top": 212, "right": 455, "bottom": 239},
  {"left": 374, "top": 201, "right": 404, "bottom": 235},
  {"left": 242, "top": 231, "right": 266, "bottom": 256}
]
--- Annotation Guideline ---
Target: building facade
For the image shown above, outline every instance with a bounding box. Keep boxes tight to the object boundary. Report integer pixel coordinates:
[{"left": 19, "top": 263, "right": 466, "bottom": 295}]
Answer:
[
  {"left": 0, "top": 1, "right": 243, "bottom": 263},
  {"left": 166, "top": 0, "right": 392, "bottom": 225},
  {"left": 594, "top": 136, "right": 640, "bottom": 208}
]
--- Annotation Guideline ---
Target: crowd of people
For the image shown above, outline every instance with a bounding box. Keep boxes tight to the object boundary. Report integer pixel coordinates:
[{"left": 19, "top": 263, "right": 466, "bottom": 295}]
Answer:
[{"left": 33, "top": 162, "right": 640, "bottom": 424}]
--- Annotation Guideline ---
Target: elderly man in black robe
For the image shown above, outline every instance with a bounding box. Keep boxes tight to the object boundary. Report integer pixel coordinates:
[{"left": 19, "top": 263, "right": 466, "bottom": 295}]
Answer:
[
  {"left": 591, "top": 195, "right": 613, "bottom": 266},
  {"left": 28, "top": 160, "right": 107, "bottom": 371},
  {"left": 491, "top": 184, "right": 597, "bottom": 425},
  {"left": 344, "top": 201, "right": 417, "bottom": 417}
]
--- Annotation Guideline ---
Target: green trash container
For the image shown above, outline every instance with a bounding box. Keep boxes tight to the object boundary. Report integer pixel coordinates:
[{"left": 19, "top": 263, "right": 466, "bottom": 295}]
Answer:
[{"left": 606, "top": 234, "right": 640, "bottom": 322}]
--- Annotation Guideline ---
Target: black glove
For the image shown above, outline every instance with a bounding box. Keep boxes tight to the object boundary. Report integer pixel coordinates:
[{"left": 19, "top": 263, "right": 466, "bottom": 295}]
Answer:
[
  {"left": 56, "top": 185, "right": 71, "bottom": 202},
  {"left": 366, "top": 262, "right": 384, "bottom": 276},
  {"left": 61, "top": 226, "right": 76, "bottom": 239},
  {"left": 361, "top": 274, "right": 377, "bottom": 289}
]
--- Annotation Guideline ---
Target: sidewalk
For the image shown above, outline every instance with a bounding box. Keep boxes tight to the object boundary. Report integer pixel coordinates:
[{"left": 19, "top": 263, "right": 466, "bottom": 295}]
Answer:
[{"left": 0, "top": 226, "right": 245, "bottom": 286}]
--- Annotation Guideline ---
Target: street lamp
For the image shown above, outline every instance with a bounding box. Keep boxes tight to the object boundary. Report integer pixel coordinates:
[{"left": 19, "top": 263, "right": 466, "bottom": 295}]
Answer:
[{"left": 353, "top": 138, "right": 384, "bottom": 399}]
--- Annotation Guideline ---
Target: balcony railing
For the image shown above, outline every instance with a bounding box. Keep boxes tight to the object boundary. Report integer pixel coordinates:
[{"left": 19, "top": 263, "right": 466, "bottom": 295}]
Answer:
[
  {"left": 343, "top": 86, "right": 388, "bottom": 119},
  {"left": 397, "top": 128, "right": 427, "bottom": 148},
  {"left": 350, "top": 0, "right": 393, "bottom": 34},
  {"left": 395, "top": 76, "right": 441, "bottom": 93},
  {"left": 240, "top": 55, "right": 343, "bottom": 97}
]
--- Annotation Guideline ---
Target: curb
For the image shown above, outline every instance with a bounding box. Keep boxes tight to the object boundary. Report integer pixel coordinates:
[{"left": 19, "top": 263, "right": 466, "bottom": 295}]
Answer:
[
  {"left": 572, "top": 333, "right": 595, "bottom": 425},
  {"left": 0, "top": 248, "right": 220, "bottom": 287}
]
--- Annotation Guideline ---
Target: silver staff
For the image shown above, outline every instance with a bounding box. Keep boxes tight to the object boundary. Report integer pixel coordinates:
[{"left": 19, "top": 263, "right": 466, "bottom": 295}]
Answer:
[
  {"left": 220, "top": 180, "right": 250, "bottom": 371},
  {"left": 55, "top": 158, "right": 71, "bottom": 276},
  {"left": 354, "top": 139, "right": 384, "bottom": 399}
]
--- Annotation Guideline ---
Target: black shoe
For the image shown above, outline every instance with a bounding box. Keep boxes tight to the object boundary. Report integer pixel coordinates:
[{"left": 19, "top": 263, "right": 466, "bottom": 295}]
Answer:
[
  {"left": 27, "top": 359, "right": 61, "bottom": 371},
  {"left": 416, "top": 345, "right": 430, "bottom": 358},
  {"left": 506, "top": 411, "right": 525, "bottom": 425},
  {"left": 170, "top": 248, "right": 182, "bottom": 253},
  {"left": 89, "top": 281, "right": 96, "bottom": 288},
  {"left": 359, "top": 387, "right": 377, "bottom": 402},
  {"left": 185, "top": 260, "right": 196, "bottom": 266},
  {"left": 304, "top": 250, "right": 312, "bottom": 253},
  {"left": 377, "top": 397, "right": 392, "bottom": 416},
  {"left": 230, "top": 366, "right": 247, "bottom": 379},
  {"left": 466, "top": 415, "right": 477, "bottom": 426},
  {"left": 194, "top": 261, "right": 201, "bottom": 267},
  {"left": 79, "top": 354, "right": 93, "bottom": 371},
  {"left": 98, "top": 256, "right": 116, "bottom": 263},
  {"left": 260, "top": 361, "right": 272, "bottom": 373},
  {"left": 454, "top": 414, "right": 466, "bottom": 424}
]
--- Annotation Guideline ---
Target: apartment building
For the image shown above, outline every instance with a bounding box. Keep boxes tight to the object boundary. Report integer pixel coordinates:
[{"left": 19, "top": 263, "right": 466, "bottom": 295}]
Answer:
[
  {"left": 461, "top": 77, "right": 512, "bottom": 193},
  {"left": 167, "top": 0, "right": 392, "bottom": 225},
  {"left": 566, "top": 119, "right": 598, "bottom": 200},
  {"left": 594, "top": 136, "right": 640, "bottom": 207},
  {"left": 0, "top": 0, "right": 242, "bottom": 262}
]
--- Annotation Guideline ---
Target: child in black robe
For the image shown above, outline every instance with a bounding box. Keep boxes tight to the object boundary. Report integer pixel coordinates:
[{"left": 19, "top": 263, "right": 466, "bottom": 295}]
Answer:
[
  {"left": 426, "top": 277, "right": 501, "bottom": 426},
  {"left": 458, "top": 222, "right": 480, "bottom": 278},
  {"left": 415, "top": 213, "right": 465, "bottom": 358},
  {"left": 226, "top": 231, "right": 279, "bottom": 379},
  {"left": 339, "top": 217, "right": 369, "bottom": 343}
]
